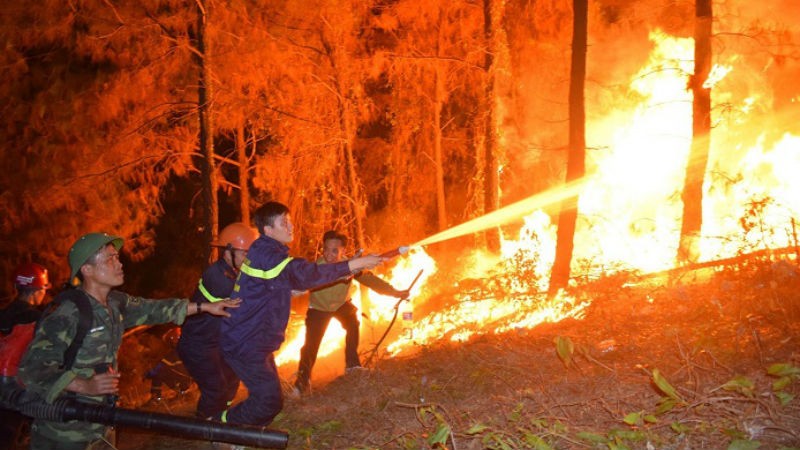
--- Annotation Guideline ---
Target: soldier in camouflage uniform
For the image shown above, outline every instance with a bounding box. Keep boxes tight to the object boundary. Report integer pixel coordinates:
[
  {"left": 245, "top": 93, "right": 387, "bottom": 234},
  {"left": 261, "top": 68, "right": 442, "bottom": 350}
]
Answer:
[{"left": 18, "top": 232, "right": 240, "bottom": 450}]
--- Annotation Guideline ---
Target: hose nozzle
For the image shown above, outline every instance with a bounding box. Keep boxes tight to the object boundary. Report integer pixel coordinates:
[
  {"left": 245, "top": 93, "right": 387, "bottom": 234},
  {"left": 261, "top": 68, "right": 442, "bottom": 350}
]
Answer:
[{"left": 379, "top": 246, "right": 410, "bottom": 259}]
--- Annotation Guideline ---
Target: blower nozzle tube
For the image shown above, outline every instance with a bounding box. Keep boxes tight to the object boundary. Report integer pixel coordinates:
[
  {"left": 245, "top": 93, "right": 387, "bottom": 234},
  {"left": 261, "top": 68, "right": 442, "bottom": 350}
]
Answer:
[{"left": 0, "top": 379, "right": 288, "bottom": 449}]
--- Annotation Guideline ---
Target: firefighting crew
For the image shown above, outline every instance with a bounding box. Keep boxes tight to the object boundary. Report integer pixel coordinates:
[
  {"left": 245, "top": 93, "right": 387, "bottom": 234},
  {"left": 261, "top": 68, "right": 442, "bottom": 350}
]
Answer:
[
  {"left": 18, "top": 233, "right": 239, "bottom": 449},
  {"left": 177, "top": 222, "right": 259, "bottom": 418},
  {"left": 217, "top": 201, "right": 385, "bottom": 426},
  {"left": 293, "top": 230, "right": 408, "bottom": 395},
  {"left": 1, "top": 263, "right": 51, "bottom": 450}
]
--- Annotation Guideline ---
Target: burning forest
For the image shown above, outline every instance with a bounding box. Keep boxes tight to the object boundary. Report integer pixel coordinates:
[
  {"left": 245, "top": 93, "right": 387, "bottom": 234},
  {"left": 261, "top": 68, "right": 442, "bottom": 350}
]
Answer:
[{"left": 2, "top": 0, "right": 800, "bottom": 448}]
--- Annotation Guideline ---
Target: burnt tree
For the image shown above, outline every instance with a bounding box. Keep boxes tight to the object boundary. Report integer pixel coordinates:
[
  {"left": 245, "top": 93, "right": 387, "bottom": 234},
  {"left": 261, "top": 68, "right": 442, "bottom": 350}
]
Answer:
[
  {"left": 678, "top": 0, "right": 712, "bottom": 264},
  {"left": 549, "top": 0, "right": 587, "bottom": 294},
  {"left": 482, "top": 0, "right": 502, "bottom": 253}
]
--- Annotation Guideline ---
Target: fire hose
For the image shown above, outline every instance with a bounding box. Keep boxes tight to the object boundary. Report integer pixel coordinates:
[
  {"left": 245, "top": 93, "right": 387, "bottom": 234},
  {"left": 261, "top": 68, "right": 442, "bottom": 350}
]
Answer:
[{"left": 0, "top": 378, "right": 288, "bottom": 449}]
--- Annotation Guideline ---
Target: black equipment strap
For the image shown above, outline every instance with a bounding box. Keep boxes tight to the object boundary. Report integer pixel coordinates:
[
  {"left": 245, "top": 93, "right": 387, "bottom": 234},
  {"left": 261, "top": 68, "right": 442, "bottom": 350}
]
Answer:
[{"left": 55, "top": 290, "right": 93, "bottom": 370}]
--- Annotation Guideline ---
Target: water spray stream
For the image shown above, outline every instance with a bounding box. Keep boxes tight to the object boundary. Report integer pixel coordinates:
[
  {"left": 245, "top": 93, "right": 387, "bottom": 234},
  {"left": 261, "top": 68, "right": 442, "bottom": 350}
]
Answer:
[{"left": 410, "top": 177, "right": 591, "bottom": 249}]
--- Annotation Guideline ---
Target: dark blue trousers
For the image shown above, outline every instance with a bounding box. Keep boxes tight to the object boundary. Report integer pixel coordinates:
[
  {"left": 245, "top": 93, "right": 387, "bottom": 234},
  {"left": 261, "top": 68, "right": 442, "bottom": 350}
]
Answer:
[
  {"left": 222, "top": 352, "right": 282, "bottom": 426},
  {"left": 296, "top": 301, "right": 361, "bottom": 389},
  {"left": 178, "top": 343, "right": 240, "bottom": 418}
]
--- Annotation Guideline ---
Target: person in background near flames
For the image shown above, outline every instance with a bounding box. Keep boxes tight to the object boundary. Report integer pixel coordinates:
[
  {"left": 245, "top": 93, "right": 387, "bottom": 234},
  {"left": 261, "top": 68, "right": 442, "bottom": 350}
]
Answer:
[
  {"left": 18, "top": 233, "right": 240, "bottom": 450},
  {"left": 1, "top": 263, "right": 51, "bottom": 335},
  {"left": 177, "top": 222, "right": 258, "bottom": 419},
  {"left": 292, "top": 230, "right": 408, "bottom": 396},
  {"left": 1, "top": 263, "right": 51, "bottom": 450},
  {"left": 217, "top": 201, "right": 385, "bottom": 426},
  {"left": 145, "top": 326, "right": 193, "bottom": 403}
]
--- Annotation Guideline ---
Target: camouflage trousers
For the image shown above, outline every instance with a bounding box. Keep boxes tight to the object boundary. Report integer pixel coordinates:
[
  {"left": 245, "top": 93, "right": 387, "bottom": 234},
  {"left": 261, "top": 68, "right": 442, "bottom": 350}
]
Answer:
[{"left": 30, "top": 425, "right": 116, "bottom": 450}]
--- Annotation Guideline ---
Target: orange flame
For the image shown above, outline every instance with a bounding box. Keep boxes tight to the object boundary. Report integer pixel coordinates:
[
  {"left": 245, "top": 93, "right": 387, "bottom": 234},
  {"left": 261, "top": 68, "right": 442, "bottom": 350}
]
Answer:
[
  {"left": 276, "top": 28, "right": 800, "bottom": 371},
  {"left": 275, "top": 249, "right": 436, "bottom": 366}
]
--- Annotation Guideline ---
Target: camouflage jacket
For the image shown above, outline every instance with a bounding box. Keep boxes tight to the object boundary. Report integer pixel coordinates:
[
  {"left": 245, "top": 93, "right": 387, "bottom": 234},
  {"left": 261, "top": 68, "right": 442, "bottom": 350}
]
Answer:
[{"left": 18, "top": 288, "right": 188, "bottom": 443}]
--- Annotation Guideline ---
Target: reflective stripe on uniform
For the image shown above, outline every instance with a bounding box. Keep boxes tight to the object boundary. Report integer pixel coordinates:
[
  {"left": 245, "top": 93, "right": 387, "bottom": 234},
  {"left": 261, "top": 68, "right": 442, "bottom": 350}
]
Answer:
[
  {"left": 239, "top": 257, "right": 294, "bottom": 280},
  {"left": 197, "top": 279, "right": 224, "bottom": 303}
]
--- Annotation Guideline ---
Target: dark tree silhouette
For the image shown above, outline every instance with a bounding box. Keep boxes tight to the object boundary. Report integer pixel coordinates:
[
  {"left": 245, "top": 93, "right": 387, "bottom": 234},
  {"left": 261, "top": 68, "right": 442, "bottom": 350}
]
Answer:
[
  {"left": 196, "top": 0, "right": 219, "bottom": 263},
  {"left": 482, "top": 0, "right": 502, "bottom": 253},
  {"left": 678, "top": 0, "right": 712, "bottom": 264},
  {"left": 549, "top": 0, "right": 587, "bottom": 294}
]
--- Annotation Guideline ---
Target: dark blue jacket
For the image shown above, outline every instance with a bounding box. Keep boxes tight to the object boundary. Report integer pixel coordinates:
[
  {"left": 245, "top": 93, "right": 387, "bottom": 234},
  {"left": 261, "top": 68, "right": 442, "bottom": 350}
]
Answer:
[
  {"left": 220, "top": 236, "right": 351, "bottom": 358},
  {"left": 178, "top": 258, "right": 237, "bottom": 350}
]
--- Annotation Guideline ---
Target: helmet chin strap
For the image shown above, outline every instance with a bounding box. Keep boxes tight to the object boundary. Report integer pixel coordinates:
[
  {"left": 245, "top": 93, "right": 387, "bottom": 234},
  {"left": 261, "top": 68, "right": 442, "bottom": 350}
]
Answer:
[{"left": 224, "top": 243, "right": 244, "bottom": 271}]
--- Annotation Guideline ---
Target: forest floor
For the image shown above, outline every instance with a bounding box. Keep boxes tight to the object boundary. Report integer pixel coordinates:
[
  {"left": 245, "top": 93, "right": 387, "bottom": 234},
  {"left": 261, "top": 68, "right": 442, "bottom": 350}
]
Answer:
[{"left": 116, "top": 256, "right": 800, "bottom": 450}]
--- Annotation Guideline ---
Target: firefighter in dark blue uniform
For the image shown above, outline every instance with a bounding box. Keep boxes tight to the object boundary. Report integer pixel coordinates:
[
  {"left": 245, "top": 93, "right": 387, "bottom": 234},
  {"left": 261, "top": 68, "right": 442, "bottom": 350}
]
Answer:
[
  {"left": 218, "top": 202, "right": 385, "bottom": 426},
  {"left": 177, "top": 222, "right": 259, "bottom": 418}
]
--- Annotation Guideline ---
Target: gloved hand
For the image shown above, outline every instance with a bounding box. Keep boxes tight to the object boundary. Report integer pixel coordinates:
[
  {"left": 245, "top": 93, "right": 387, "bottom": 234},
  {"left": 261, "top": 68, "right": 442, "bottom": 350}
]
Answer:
[{"left": 395, "top": 289, "right": 410, "bottom": 299}]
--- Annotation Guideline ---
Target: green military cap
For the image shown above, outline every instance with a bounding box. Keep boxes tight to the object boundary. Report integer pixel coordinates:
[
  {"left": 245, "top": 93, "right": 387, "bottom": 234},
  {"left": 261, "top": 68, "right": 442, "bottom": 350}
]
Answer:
[{"left": 68, "top": 232, "right": 124, "bottom": 283}]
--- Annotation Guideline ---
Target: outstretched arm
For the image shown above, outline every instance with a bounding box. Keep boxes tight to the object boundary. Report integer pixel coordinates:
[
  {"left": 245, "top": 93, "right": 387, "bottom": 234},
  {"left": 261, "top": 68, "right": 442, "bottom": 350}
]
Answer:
[
  {"left": 187, "top": 298, "right": 241, "bottom": 317},
  {"left": 348, "top": 254, "right": 385, "bottom": 272},
  {"left": 356, "top": 271, "right": 409, "bottom": 298}
]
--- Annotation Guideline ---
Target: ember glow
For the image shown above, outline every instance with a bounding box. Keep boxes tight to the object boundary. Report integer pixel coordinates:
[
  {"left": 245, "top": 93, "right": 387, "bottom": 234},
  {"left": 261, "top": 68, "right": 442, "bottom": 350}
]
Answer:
[{"left": 276, "top": 26, "right": 799, "bottom": 369}]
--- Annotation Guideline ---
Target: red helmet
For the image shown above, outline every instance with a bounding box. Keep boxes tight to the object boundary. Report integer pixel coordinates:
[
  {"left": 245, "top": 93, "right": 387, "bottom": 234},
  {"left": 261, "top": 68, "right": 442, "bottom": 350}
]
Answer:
[
  {"left": 212, "top": 222, "right": 259, "bottom": 251},
  {"left": 14, "top": 263, "right": 51, "bottom": 289},
  {"left": 162, "top": 327, "right": 181, "bottom": 347}
]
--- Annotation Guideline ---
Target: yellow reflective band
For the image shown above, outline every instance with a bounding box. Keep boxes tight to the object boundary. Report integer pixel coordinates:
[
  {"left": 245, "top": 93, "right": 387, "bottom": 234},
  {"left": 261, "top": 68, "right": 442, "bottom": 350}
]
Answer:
[
  {"left": 239, "top": 257, "right": 294, "bottom": 280},
  {"left": 198, "top": 279, "right": 224, "bottom": 303},
  {"left": 221, "top": 410, "right": 228, "bottom": 423}
]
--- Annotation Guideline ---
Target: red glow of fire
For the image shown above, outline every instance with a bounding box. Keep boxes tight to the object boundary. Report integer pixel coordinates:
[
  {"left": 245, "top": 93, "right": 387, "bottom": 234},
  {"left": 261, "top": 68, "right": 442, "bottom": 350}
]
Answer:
[{"left": 275, "top": 29, "right": 799, "bottom": 370}]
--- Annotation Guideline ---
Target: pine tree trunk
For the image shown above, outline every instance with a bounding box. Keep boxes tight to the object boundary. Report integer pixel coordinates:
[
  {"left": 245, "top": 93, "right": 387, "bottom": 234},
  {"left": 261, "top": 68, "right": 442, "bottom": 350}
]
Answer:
[
  {"left": 548, "top": 0, "right": 587, "bottom": 294},
  {"left": 482, "top": 0, "right": 501, "bottom": 253},
  {"left": 197, "top": 0, "right": 218, "bottom": 262},
  {"left": 236, "top": 122, "right": 250, "bottom": 226},
  {"left": 323, "top": 35, "right": 366, "bottom": 250},
  {"left": 342, "top": 110, "right": 366, "bottom": 250},
  {"left": 678, "top": 0, "right": 712, "bottom": 264},
  {"left": 434, "top": 12, "right": 447, "bottom": 232}
]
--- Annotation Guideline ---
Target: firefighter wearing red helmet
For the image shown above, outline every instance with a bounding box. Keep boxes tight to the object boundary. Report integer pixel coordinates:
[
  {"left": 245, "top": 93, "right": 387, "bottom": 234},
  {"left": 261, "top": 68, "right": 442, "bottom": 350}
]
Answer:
[
  {"left": 2, "top": 263, "right": 51, "bottom": 335},
  {"left": 177, "top": 222, "right": 258, "bottom": 418},
  {"left": 14, "top": 262, "right": 51, "bottom": 289},
  {"left": 1, "top": 263, "right": 51, "bottom": 449}
]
